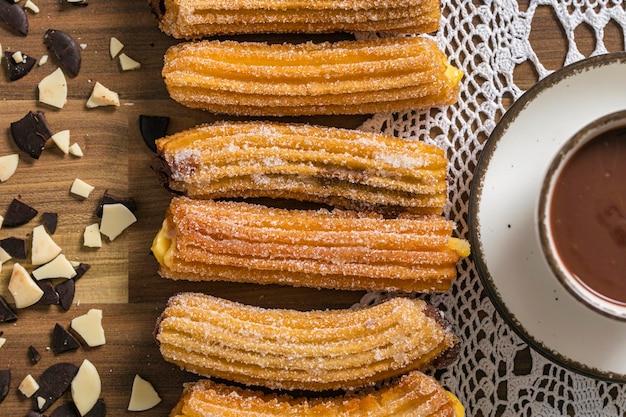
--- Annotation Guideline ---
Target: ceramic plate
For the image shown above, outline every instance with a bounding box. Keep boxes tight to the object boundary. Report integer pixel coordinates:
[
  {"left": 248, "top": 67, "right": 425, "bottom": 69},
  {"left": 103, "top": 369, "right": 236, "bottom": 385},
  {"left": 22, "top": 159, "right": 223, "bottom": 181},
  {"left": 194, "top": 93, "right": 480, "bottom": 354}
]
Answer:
[{"left": 469, "top": 52, "right": 626, "bottom": 381}]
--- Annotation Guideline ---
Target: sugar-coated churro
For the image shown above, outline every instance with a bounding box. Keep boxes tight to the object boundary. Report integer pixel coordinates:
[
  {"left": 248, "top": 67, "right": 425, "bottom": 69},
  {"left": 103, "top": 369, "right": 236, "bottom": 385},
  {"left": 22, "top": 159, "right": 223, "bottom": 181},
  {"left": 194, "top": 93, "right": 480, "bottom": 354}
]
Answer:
[
  {"left": 161, "top": 36, "right": 463, "bottom": 116},
  {"left": 156, "top": 293, "right": 460, "bottom": 391},
  {"left": 154, "top": 121, "right": 448, "bottom": 215},
  {"left": 169, "top": 373, "right": 465, "bottom": 417},
  {"left": 151, "top": 198, "right": 470, "bottom": 293},
  {"left": 149, "top": 0, "right": 441, "bottom": 38}
]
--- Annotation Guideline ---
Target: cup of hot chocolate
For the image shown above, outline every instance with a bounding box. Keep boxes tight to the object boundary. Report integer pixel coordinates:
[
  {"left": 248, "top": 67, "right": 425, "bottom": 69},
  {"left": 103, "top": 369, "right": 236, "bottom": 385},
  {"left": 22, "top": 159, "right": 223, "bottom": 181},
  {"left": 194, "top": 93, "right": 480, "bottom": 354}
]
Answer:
[{"left": 538, "top": 110, "right": 626, "bottom": 320}]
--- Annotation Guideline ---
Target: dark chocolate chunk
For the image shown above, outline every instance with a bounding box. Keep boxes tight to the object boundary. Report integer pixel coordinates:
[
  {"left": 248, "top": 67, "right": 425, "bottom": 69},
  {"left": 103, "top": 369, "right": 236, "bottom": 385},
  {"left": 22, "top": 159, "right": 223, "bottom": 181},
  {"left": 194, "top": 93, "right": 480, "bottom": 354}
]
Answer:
[
  {"left": 10, "top": 111, "right": 52, "bottom": 159},
  {"left": 0, "top": 1, "right": 28, "bottom": 36},
  {"left": 50, "top": 402, "right": 79, "bottom": 417},
  {"left": 0, "top": 369, "right": 9, "bottom": 404},
  {"left": 0, "top": 237, "right": 27, "bottom": 259},
  {"left": 4, "top": 50, "right": 36, "bottom": 81},
  {"left": 95, "top": 190, "right": 137, "bottom": 218},
  {"left": 0, "top": 295, "right": 17, "bottom": 322},
  {"left": 44, "top": 29, "right": 81, "bottom": 77},
  {"left": 27, "top": 411, "right": 47, "bottom": 417},
  {"left": 84, "top": 399, "right": 105, "bottom": 417},
  {"left": 72, "top": 263, "right": 90, "bottom": 282},
  {"left": 43, "top": 212, "right": 58, "bottom": 234},
  {"left": 37, "top": 280, "right": 59, "bottom": 305},
  {"left": 35, "top": 362, "right": 79, "bottom": 412},
  {"left": 139, "top": 115, "right": 169, "bottom": 152},
  {"left": 4, "top": 198, "right": 38, "bottom": 227},
  {"left": 29, "top": 345, "right": 42, "bottom": 364},
  {"left": 55, "top": 279, "right": 75, "bottom": 311},
  {"left": 52, "top": 323, "right": 80, "bottom": 354}
]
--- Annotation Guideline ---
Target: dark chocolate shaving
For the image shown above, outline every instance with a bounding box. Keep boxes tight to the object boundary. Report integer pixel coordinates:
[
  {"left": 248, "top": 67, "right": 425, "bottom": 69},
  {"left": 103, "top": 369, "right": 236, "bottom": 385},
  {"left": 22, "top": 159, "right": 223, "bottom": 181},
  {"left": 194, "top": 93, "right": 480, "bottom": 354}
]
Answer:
[
  {"left": 0, "top": 369, "right": 9, "bottom": 404},
  {"left": 35, "top": 362, "right": 79, "bottom": 411},
  {"left": 37, "top": 280, "right": 59, "bottom": 305},
  {"left": 49, "top": 402, "right": 79, "bottom": 417},
  {"left": 55, "top": 279, "right": 75, "bottom": 311},
  {"left": 0, "top": 295, "right": 17, "bottom": 322},
  {"left": 95, "top": 190, "right": 137, "bottom": 218},
  {"left": 84, "top": 398, "right": 106, "bottom": 417},
  {"left": 52, "top": 323, "right": 80, "bottom": 354},
  {"left": 4, "top": 50, "right": 36, "bottom": 80},
  {"left": 0, "top": 1, "right": 28, "bottom": 36},
  {"left": 29, "top": 345, "right": 42, "bottom": 364},
  {"left": 139, "top": 115, "right": 169, "bottom": 152},
  {"left": 43, "top": 212, "right": 58, "bottom": 234},
  {"left": 72, "top": 263, "right": 90, "bottom": 281},
  {"left": 10, "top": 111, "right": 52, "bottom": 159},
  {"left": 0, "top": 236, "right": 27, "bottom": 259},
  {"left": 4, "top": 198, "right": 38, "bottom": 227},
  {"left": 44, "top": 29, "right": 81, "bottom": 77}
]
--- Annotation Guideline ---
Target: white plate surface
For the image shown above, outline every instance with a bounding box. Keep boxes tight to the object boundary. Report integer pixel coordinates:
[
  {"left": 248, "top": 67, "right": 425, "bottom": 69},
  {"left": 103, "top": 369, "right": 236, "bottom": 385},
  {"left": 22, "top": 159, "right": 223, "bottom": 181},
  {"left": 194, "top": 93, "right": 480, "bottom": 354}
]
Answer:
[{"left": 469, "top": 52, "right": 626, "bottom": 381}]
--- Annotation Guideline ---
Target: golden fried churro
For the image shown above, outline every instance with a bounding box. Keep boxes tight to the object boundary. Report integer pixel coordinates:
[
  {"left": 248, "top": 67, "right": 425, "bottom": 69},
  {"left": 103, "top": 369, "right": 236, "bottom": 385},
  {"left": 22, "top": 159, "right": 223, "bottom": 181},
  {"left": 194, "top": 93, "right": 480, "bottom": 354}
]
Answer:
[
  {"left": 161, "top": 36, "right": 463, "bottom": 116},
  {"left": 154, "top": 121, "right": 448, "bottom": 215},
  {"left": 149, "top": 0, "right": 441, "bottom": 38},
  {"left": 169, "top": 372, "right": 465, "bottom": 417},
  {"left": 151, "top": 198, "right": 470, "bottom": 292},
  {"left": 156, "top": 293, "right": 460, "bottom": 391}
]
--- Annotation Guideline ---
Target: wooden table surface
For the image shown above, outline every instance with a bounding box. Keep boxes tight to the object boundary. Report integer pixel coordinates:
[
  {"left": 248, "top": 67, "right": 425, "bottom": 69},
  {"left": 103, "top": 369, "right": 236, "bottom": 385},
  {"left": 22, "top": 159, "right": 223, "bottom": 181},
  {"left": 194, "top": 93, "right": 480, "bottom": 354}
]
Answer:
[{"left": 0, "top": 1, "right": 623, "bottom": 416}]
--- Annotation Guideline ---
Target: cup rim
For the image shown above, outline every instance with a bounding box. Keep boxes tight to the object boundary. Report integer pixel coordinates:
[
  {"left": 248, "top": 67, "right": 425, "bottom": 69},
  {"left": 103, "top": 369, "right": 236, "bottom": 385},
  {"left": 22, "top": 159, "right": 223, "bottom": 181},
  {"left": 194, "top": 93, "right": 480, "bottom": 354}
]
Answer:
[{"left": 538, "top": 109, "right": 626, "bottom": 321}]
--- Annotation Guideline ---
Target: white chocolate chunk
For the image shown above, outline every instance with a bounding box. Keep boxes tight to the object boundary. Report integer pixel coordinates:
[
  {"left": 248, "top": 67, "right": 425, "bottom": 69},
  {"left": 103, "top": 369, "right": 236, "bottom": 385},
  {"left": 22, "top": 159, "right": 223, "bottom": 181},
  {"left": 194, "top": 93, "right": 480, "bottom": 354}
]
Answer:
[
  {"left": 71, "top": 309, "right": 105, "bottom": 347},
  {"left": 100, "top": 203, "right": 136, "bottom": 241},
  {"left": 38, "top": 67, "right": 68, "bottom": 109},
  {"left": 119, "top": 53, "right": 141, "bottom": 71},
  {"left": 70, "top": 178, "right": 95, "bottom": 198},
  {"left": 0, "top": 154, "right": 19, "bottom": 182},
  {"left": 71, "top": 359, "right": 101, "bottom": 416},
  {"left": 68, "top": 143, "right": 84, "bottom": 157},
  {"left": 79, "top": 43, "right": 87, "bottom": 50},
  {"left": 31, "top": 224, "right": 62, "bottom": 266},
  {"left": 37, "top": 396, "right": 46, "bottom": 410},
  {"left": 24, "top": 0, "right": 39, "bottom": 13},
  {"left": 109, "top": 37, "right": 124, "bottom": 58},
  {"left": 86, "top": 81, "right": 120, "bottom": 108},
  {"left": 12, "top": 51, "right": 24, "bottom": 63},
  {"left": 19, "top": 374, "right": 40, "bottom": 398},
  {"left": 32, "top": 254, "right": 77, "bottom": 280},
  {"left": 38, "top": 54, "right": 48, "bottom": 66},
  {"left": 83, "top": 223, "right": 102, "bottom": 248},
  {"left": 8, "top": 263, "right": 44, "bottom": 308},
  {"left": 127, "top": 374, "right": 161, "bottom": 411},
  {"left": 0, "top": 247, "right": 10, "bottom": 263},
  {"left": 0, "top": 215, "right": 3, "bottom": 230},
  {"left": 51, "top": 129, "right": 70, "bottom": 154}
]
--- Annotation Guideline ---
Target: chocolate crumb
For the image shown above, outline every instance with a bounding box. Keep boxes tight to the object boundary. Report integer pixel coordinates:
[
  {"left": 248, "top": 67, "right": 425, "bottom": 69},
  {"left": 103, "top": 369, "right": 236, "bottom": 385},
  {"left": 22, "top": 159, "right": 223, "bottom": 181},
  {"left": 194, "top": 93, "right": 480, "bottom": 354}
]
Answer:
[
  {"left": 43, "top": 212, "right": 58, "bottom": 234},
  {"left": 10, "top": 111, "right": 52, "bottom": 159},
  {"left": 139, "top": 115, "right": 169, "bottom": 152},
  {"left": 52, "top": 323, "right": 80, "bottom": 354},
  {"left": 29, "top": 345, "right": 41, "bottom": 364},
  {"left": 0, "top": 1, "right": 28, "bottom": 35},
  {"left": 0, "top": 236, "right": 27, "bottom": 259},
  {"left": 4, "top": 198, "right": 38, "bottom": 227},
  {"left": 44, "top": 29, "right": 81, "bottom": 77},
  {"left": 0, "top": 295, "right": 17, "bottom": 322}
]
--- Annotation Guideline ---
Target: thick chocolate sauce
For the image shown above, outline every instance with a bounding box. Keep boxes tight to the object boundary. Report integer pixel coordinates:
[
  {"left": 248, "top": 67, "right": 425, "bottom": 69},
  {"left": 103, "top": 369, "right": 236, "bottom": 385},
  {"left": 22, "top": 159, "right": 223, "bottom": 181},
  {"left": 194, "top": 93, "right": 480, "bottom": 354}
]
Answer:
[{"left": 550, "top": 125, "right": 626, "bottom": 305}]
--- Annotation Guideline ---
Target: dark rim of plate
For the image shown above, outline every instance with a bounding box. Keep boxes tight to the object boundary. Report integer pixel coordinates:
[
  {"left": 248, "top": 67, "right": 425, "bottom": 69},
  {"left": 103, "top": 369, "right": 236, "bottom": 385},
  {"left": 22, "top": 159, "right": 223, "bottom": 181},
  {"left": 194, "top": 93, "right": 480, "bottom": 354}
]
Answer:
[{"left": 468, "top": 51, "right": 626, "bottom": 383}]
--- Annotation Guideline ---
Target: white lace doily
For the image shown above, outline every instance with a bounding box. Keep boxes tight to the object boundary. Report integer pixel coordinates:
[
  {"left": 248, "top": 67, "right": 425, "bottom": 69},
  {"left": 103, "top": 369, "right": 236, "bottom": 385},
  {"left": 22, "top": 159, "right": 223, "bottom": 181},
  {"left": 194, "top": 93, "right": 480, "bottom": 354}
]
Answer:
[{"left": 360, "top": 1, "right": 626, "bottom": 415}]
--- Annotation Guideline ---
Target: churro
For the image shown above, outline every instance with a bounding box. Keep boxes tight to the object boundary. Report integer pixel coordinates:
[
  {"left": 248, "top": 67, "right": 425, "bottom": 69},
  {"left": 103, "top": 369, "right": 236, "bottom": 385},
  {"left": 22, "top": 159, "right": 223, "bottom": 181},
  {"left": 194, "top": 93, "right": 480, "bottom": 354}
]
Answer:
[
  {"left": 156, "top": 293, "right": 460, "bottom": 391},
  {"left": 151, "top": 197, "right": 470, "bottom": 293},
  {"left": 169, "top": 372, "right": 465, "bottom": 417},
  {"left": 149, "top": 0, "right": 441, "bottom": 38},
  {"left": 161, "top": 36, "right": 463, "bottom": 116},
  {"left": 154, "top": 121, "right": 448, "bottom": 215}
]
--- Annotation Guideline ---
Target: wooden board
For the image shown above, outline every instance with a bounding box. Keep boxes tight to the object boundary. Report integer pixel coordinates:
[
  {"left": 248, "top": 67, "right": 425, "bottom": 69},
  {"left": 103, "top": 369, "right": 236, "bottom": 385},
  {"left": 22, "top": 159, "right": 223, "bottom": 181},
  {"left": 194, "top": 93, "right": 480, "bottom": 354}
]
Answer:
[{"left": 0, "top": 1, "right": 376, "bottom": 415}]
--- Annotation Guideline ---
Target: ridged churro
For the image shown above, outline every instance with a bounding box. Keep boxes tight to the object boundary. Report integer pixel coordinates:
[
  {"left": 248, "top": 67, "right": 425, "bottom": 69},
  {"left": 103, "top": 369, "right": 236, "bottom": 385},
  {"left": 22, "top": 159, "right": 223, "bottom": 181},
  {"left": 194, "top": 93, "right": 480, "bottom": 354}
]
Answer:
[
  {"left": 169, "top": 373, "right": 465, "bottom": 417},
  {"left": 149, "top": 0, "right": 441, "bottom": 38},
  {"left": 154, "top": 121, "right": 448, "bottom": 215},
  {"left": 156, "top": 293, "right": 460, "bottom": 391},
  {"left": 162, "top": 36, "right": 463, "bottom": 116},
  {"left": 151, "top": 197, "right": 470, "bottom": 293}
]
